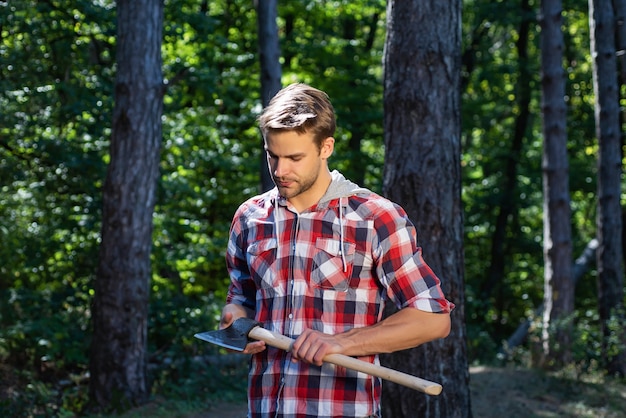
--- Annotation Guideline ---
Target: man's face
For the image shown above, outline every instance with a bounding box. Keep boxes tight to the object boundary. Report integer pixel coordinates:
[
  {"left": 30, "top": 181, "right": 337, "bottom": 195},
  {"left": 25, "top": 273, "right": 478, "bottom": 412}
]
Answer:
[{"left": 265, "top": 130, "right": 333, "bottom": 207}]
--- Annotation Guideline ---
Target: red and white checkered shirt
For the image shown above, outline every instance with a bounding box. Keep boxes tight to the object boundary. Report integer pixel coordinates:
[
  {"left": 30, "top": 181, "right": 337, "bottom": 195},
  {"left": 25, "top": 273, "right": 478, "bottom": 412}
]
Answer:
[{"left": 226, "top": 171, "right": 453, "bottom": 418}]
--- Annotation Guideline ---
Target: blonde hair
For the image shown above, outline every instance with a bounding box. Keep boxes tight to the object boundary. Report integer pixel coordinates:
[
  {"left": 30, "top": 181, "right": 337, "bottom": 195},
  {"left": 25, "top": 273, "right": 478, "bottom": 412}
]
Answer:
[{"left": 258, "top": 83, "right": 336, "bottom": 150}]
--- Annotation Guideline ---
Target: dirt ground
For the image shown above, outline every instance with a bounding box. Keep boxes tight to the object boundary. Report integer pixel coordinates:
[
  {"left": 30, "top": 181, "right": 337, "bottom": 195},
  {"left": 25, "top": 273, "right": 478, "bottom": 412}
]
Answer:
[
  {"left": 5, "top": 363, "right": 624, "bottom": 417},
  {"left": 467, "top": 365, "right": 624, "bottom": 418},
  {"left": 192, "top": 365, "right": 626, "bottom": 418}
]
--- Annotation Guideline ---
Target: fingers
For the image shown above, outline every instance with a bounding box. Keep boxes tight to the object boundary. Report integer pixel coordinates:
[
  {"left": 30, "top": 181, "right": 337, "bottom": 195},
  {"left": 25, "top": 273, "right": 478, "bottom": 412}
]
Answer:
[
  {"left": 217, "top": 311, "right": 235, "bottom": 353},
  {"left": 243, "top": 340, "right": 266, "bottom": 355},
  {"left": 219, "top": 311, "right": 234, "bottom": 329},
  {"left": 291, "top": 329, "right": 339, "bottom": 366},
  {"left": 219, "top": 304, "right": 254, "bottom": 329},
  {"left": 225, "top": 340, "right": 266, "bottom": 355}
]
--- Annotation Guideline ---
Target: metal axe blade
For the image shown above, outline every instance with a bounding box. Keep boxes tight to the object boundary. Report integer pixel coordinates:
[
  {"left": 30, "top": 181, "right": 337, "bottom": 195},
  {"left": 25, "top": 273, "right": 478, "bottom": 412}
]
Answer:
[
  {"left": 194, "top": 318, "right": 262, "bottom": 352},
  {"left": 194, "top": 331, "right": 247, "bottom": 352}
]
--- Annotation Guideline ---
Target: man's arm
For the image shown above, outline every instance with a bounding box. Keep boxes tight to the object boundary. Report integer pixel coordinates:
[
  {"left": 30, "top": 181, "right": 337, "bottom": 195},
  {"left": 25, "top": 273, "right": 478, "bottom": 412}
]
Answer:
[{"left": 291, "top": 307, "right": 450, "bottom": 366}]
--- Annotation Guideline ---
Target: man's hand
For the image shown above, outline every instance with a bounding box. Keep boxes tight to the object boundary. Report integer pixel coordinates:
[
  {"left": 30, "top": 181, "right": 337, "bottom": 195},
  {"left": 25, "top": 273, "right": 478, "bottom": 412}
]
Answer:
[
  {"left": 219, "top": 305, "right": 266, "bottom": 355},
  {"left": 290, "top": 329, "right": 345, "bottom": 366}
]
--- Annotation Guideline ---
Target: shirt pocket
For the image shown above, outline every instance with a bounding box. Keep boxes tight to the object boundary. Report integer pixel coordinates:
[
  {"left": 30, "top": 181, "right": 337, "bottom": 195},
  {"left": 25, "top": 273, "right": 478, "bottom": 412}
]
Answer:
[
  {"left": 246, "top": 238, "right": 278, "bottom": 289},
  {"left": 311, "top": 238, "right": 355, "bottom": 291}
]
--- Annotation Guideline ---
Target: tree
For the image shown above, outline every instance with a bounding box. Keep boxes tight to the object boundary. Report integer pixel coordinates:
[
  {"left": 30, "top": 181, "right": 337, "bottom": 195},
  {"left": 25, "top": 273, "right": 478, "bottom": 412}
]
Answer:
[
  {"left": 613, "top": 0, "right": 626, "bottom": 88},
  {"left": 380, "top": 1, "right": 470, "bottom": 417},
  {"left": 256, "top": 0, "right": 282, "bottom": 192},
  {"left": 477, "top": 0, "right": 535, "bottom": 333},
  {"left": 89, "top": 0, "right": 164, "bottom": 411},
  {"left": 588, "top": 0, "right": 626, "bottom": 376},
  {"left": 613, "top": 0, "right": 626, "bottom": 286},
  {"left": 539, "top": 0, "right": 574, "bottom": 368}
]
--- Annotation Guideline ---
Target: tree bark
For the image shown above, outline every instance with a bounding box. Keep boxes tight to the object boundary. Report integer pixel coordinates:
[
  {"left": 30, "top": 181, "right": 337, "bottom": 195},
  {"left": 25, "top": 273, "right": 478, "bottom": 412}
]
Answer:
[
  {"left": 380, "top": 1, "right": 470, "bottom": 417},
  {"left": 256, "top": 0, "right": 282, "bottom": 192},
  {"left": 588, "top": 0, "right": 626, "bottom": 377},
  {"left": 539, "top": 0, "right": 574, "bottom": 368},
  {"left": 613, "top": 0, "right": 626, "bottom": 87},
  {"left": 89, "top": 0, "right": 163, "bottom": 411},
  {"left": 611, "top": 0, "right": 626, "bottom": 273}
]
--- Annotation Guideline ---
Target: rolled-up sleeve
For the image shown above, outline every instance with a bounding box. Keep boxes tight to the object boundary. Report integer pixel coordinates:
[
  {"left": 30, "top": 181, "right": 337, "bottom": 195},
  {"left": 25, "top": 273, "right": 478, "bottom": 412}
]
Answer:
[{"left": 374, "top": 205, "right": 454, "bottom": 313}]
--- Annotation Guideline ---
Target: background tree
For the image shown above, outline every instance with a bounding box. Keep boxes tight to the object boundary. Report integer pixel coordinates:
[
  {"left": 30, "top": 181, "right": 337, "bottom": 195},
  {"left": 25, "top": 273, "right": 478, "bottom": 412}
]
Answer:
[
  {"left": 89, "top": 0, "right": 164, "bottom": 411},
  {"left": 475, "top": 0, "right": 536, "bottom": 336},
  {"left": 380, "top": 1, "right": 470, "bottom": 417},
  {"left": 588, "top": 0, "right": 626, "bottom": 376},
  {"left": 614, "top": 0, "right": 626, "bottom": 97},
  {"left": 539, "top": 0, "right": 574, "bottom": 368},
  {"left": 256, "top": 0, "right": 281, "bottom": 192},
  {"left": 613, "top": 0, "right": 626, "bottom": 295}
]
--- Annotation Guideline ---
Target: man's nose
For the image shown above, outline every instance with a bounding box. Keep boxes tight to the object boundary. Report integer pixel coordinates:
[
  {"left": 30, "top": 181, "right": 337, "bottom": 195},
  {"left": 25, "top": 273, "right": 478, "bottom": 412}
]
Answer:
[{"left": 273, "top": 158, "right": 288, "bottom": 177}]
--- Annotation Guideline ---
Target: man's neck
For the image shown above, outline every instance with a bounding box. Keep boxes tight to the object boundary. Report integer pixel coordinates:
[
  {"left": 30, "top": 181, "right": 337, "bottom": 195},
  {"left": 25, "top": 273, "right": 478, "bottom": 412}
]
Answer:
[{"left": 288, "top": 170, "right": 332, "bottom": 212}]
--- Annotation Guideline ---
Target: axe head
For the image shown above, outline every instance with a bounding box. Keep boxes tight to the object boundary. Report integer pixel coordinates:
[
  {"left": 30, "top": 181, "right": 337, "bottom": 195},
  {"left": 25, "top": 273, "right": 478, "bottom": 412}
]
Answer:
[{"left": 194, "top": 317, "right": 262, "bottom": 352}]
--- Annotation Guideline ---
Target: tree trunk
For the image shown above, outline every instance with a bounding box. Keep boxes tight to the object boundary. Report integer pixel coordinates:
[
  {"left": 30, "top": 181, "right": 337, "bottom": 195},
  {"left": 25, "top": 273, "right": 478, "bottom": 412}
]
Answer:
[
  {"left": 478, "top": 0, "right": 533, "bottom": 332},
  {"left": 89, "top": 0, "right": 163, "bottom": 411},
  {"left": 611, "top": 0, "right": 626, "bottom": 274},
  {"left": 539, "top": 0, "right": 574, "bottom": 368},
  {"left": 613, "top": 0, "right": 626, "bottom": 87},
  {"left": 380, "top": 1, "right": 470, "bottom": 417},
  {"left": 256, "top": 0, "right": 282, "bottom": 192},
  {"left": 588, "top": 0, "right": 626, "bottom": 377}
]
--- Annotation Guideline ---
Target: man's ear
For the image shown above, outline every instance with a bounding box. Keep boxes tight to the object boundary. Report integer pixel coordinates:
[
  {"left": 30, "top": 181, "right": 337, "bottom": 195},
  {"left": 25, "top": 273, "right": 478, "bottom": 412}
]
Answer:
[{"left": 320, "top": 137, "right": 335, "bottom": 159}]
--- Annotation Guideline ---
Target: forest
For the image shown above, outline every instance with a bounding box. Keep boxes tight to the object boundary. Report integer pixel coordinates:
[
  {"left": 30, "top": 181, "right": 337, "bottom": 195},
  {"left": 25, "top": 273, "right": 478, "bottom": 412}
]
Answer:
[{"left": 1, "top": 0, "right": 625, "bottom": 417}]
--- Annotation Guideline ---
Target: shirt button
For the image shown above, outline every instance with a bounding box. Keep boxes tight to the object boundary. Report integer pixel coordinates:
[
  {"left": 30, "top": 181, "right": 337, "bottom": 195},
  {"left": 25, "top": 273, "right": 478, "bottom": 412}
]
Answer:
[{"left": 288, "top": 313, "right": 293, "bottom": 319}]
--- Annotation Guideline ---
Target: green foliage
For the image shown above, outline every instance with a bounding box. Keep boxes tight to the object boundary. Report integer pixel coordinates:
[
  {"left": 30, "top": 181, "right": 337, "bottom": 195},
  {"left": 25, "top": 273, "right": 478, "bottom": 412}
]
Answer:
[
  {"left": 0, "top": 0, "right": 620, "bottom": 416},
  {"left": 0, "top": 377, "right": 66, "bottom": 418},
  {"left": 279, "top": 0, "right": 386, "bottom": 188}
]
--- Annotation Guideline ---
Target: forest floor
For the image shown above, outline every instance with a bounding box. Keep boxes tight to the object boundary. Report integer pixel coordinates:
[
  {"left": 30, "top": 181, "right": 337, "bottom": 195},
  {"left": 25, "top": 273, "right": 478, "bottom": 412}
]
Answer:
[{"left": 112, "top": 365, "right": 626, "bottom": 418}]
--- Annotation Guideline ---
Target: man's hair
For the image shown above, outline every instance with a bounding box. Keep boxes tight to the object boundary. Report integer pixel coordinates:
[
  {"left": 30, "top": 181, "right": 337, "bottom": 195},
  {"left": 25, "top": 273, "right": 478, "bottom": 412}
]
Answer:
[{"left": 258, "top": 83, "right": 336, "bottom": 150}]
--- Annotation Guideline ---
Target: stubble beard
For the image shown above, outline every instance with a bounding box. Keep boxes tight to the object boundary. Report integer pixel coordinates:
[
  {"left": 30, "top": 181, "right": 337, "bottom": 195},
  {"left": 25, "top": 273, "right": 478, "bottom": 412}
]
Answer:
[
  {"left": 274, "top": 160, "right": 321, "bottom": 200},
  {"left": 275, "top": 173, "right": 317, "bottom": 200}
]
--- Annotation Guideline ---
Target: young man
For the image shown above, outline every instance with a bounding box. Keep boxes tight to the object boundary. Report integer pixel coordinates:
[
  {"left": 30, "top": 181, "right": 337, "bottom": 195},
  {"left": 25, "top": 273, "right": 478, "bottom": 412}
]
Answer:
[{"left": 220, "top": 83, "right": 454, "bottom": 417}]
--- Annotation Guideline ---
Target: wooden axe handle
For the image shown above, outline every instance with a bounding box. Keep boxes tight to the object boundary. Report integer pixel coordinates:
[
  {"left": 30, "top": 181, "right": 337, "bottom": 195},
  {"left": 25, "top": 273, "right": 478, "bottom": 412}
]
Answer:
[{"left": 248, "top": 326, "right": 443, "bottom": 395}]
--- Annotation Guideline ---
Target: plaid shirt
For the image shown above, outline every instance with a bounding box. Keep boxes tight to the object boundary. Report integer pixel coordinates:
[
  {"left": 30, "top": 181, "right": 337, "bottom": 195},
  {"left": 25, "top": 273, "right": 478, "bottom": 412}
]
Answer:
[{"left": 226, "top": 173, "right": 453, "bottom": 418}]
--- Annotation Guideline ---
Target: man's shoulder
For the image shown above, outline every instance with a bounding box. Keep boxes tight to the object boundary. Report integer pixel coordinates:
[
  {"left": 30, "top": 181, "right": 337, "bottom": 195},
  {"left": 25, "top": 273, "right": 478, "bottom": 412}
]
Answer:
[
  {"left": 347, "top": 191, "right": 404, "bottom": 218},
  {"left": 234, "top": 189, "right": 277, "bottom": 218}
]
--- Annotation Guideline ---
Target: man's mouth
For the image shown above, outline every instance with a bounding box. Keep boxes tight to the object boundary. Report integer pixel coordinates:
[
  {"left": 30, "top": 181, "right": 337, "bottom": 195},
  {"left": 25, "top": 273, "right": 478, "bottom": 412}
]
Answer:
[{"left": 275, "top": 178, "right": 294, "bottom": 187}]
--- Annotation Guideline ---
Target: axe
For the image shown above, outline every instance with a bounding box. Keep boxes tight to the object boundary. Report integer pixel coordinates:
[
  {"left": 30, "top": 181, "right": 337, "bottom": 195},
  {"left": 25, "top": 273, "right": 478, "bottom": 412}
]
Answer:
[{"left": 194, "top": 317, "right": 443, "bottom": 395}]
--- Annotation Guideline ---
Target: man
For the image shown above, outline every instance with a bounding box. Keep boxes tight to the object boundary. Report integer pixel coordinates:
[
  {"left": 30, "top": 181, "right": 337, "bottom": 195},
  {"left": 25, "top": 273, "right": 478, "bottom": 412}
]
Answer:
[{"left": 220, "top": 83, "right": 454, "bottom": 417}]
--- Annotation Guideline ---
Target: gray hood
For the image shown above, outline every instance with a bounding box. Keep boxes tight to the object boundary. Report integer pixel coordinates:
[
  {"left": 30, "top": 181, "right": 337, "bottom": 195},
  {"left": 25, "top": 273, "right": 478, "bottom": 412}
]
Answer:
[
  {"left": 319, "top": 170, "right": 371, "bottom": 205},
  {"left": 317, "top": 170, "right": 371, "bottom": 274}
]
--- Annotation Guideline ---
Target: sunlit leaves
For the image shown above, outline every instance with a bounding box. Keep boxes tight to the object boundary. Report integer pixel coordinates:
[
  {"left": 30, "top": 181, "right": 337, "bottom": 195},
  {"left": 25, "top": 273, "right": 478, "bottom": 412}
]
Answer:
[{"left": 0, "top": 0, "right": 611, "bottom": 379}]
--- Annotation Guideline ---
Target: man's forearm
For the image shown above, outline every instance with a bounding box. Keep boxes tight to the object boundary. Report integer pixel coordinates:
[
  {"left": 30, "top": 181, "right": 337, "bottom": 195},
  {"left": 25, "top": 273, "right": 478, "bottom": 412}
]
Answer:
[{"left": 336, "top": 307, "right": 451, "bottom": 356}]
